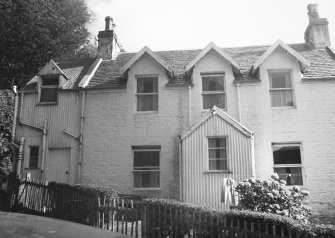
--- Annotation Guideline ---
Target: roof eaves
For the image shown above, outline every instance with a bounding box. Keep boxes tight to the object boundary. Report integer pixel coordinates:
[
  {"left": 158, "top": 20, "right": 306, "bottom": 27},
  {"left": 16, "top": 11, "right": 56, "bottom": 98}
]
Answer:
[
  {"left": 78, "top": 58, "right": 102, "bottom": 88},
  {"left": 184, "top": 42, "right": 240, "bottom": 74},
  {"left": 251, "top": 39, "right": 310, "bottom": 75},
  {"left": 180, "top": 106, "right": 253, "bottom": 140},
  {"left": 119, "top": 46, "right": 173, "bottom": 75}
]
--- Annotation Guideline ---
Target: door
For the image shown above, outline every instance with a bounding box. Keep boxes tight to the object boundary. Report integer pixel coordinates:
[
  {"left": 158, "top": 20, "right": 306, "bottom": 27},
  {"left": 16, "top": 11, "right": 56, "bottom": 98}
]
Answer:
[{"left": 46, "top": 148, "right": 71, "bottom": 183}]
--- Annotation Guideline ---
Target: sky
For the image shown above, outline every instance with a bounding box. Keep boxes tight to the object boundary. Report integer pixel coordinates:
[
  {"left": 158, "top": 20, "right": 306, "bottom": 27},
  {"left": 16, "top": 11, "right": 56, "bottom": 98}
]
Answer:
[{"left": 85, "top": 0, "right": 335, "bottom": 52}]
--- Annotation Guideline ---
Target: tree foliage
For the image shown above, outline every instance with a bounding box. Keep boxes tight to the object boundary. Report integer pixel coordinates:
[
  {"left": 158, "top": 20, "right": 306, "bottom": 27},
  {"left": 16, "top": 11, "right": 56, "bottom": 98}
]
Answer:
[
  {"left": 232, "top": 174, "right": 311, "bottom": 223},
  {"left": 0, "top": 0, "right": 92, "bottom": 89},
  {"left": 0, "top": 90, "right": 14, "bottom": 173}
]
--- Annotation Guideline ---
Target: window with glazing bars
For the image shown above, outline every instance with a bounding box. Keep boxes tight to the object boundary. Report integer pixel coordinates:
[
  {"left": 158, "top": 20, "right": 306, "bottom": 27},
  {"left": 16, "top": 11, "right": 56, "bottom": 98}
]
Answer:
[
  {"left": 40, "top": 76, "right": 59, "bottom": 103},
  {"left": 269, "top": 71, "right": 294, "bottom": 107},
  {"left": 272, "top": 143, "right": 303, "bottom": 185},
  {"left": 136, "top": 77, "right": 158, "bottom": 111},
  {"left": 202, "top": 74, "right": 225, "bottom": 109},
  {"left": 208, "top": 137, "right": 227, "bottom": 170},
  {"left": 29, "top": 146, "right": 39, "bottom": 168},
  {"left": 133, "top": 149, "right": 160, "bottom": 188}
]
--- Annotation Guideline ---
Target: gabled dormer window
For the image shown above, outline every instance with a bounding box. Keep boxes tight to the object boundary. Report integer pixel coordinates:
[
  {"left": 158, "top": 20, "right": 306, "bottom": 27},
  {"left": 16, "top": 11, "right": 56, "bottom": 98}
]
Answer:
[
  {"left": 268, "top": 70, "right": 294, "bottom": 107},
  {"left": 202, "top": 73, "right": 226, "bottom": 109},
  {"left": 40, "top": 76, "right": 59, "bottom": 103}
]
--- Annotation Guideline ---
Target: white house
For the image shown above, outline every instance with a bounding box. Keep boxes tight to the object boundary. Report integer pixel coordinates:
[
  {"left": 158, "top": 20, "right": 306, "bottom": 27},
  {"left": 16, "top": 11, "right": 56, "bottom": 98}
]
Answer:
[{"left": 15, "top": 4, "right": 335, "bottom": 223}]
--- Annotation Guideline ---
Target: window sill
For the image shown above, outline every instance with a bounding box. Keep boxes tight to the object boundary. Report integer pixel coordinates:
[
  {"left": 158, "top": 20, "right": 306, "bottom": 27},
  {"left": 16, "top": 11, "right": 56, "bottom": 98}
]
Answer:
[
  {"left": 271, "top": 106, "right": 296, "bottom": 110},
  {"left": 36, "top": 102, "right": 58, "bottom": 106},
  {"left": 203, "top": 170, "right": 232, "bottom": 174},
  {"left": 133, "top": 188, "right": 160, "bottom": 191},
  {"left": 134, "top": 111, "right": 159, "bottom": 114},
  {"left": 24, "top": 168, "right": 40, "bottom": 170}
]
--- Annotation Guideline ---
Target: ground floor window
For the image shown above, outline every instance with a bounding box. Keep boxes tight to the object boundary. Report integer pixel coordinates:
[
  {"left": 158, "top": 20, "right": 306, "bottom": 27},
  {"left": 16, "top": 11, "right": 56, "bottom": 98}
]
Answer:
[
  {"left": 28, "top": 146, "right": 39, "bottom": 168},
  {"left": 132, "top": 146, "right": 160, "bottom": 189},
  {"left": 208, "top": 137, "right": 227, "bottom": 170},
  {"left": 272, "top": 143, "right": 303, "bottom": 185}
]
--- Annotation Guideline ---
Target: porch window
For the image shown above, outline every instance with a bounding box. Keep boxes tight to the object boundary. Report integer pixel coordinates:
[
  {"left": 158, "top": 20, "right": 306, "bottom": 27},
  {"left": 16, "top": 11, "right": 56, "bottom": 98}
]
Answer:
[
  {"left": 29, "top": 146, "right": 39, "bottom": 168},
  {"left": 272, "top": 143, "right": 303, "bottom": 185},
  {"left": 269, "top": 71, "right": 294, "bottom": 107},
  {"left": 136, "top": 77, "right": 158, "bottom": 111},
  {"left": 202, "top": 74, "right": 225, "bottom": 109},
  {"left": 208, "top": 137, "right": 227, "bottom": 170},
  {"left": 40, "top": 76, "right": 59, "bottom": 103},
  {"left": 133, "top": 147, "right": 160, "bottom": 189}
]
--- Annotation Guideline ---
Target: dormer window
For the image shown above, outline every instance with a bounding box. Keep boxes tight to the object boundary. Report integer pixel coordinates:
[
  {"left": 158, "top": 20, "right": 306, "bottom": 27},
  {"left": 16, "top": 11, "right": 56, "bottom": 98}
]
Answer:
[
  {"left": 40, "top": 76, "right": 59, "bottom": 103},
  {"left": 268, "top": 70, "right": 294, "bottom": 107},
  {"left": 201, "top": 73, "right": 226, "bottom": 109}
]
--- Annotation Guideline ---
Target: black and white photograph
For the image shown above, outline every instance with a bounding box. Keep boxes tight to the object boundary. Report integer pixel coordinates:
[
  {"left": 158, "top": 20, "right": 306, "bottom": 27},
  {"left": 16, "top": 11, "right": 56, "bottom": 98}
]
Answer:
[{"left": 0, "top": 0, "right": 335, "bottom": 237}]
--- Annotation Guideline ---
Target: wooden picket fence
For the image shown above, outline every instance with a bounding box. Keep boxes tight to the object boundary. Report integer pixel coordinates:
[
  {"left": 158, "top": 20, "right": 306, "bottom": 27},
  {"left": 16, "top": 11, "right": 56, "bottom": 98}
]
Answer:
[
  {"left": 8, "top": 176, "right": 143, "bottom": 237},
  {"left": 141, "top": 202, "right": 323, "bottom": 238}
]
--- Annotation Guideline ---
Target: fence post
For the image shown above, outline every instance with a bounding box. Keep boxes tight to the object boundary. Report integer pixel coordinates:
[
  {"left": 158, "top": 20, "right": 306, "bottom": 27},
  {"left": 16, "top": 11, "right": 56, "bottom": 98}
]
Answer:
[{"left": 141, "top": 202, "right": 147, "bottom": 238}]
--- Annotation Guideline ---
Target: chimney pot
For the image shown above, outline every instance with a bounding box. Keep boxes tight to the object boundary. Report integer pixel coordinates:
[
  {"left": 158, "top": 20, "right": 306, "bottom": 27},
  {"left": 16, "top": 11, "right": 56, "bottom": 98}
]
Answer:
[
  {"left": 307, "top": 4, "right": 320, "bottom": 19},
  {"left": 105, "top": 16, "right": 113, "bottom": 31}
]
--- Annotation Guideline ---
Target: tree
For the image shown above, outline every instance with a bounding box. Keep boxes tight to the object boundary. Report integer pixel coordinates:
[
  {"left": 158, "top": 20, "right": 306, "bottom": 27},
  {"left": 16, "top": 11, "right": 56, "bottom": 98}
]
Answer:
[
  {"left": 0, "top": 0, "right": 92, "bottom": 89},
  {"left": 232, "top": 174, "right": 311, "bottom": 223},
  {"left": 0, "top": 90, "right": 14, "bottom": 174}
]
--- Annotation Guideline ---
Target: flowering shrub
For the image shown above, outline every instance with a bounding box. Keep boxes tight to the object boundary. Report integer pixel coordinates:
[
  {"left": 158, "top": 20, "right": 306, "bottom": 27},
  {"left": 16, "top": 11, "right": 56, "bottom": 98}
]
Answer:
[{"left": 232, "top": 173, "right": 311, "bottom": 223}]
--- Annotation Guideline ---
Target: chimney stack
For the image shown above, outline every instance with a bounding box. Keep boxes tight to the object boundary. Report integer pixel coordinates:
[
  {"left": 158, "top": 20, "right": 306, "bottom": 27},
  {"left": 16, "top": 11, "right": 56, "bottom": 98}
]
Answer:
[
  {"left": 304, "top": 4, "right": 331, "bottom": 48},
  {"left": 98, "top": 16, "right": 115, "bottom": 59}
]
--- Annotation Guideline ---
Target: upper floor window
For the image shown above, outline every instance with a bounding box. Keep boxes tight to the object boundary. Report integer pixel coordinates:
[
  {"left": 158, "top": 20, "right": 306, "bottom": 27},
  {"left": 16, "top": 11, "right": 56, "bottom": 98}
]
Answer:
[
  {"left": 28, "top": 146, "right": 39, "bottom": 168},
  {"left": 133, "top": 146, "right": 160, "bottom": 189},
  {"left": 268, "top": 71, "right": 294, "bottom": 107},
  {"left": 40, "top": 76, "right": 59, "bottom": 103},
  {"left": 136, "top": 77, "right": 158, "bottom": 111},
  {"left": 208, "top": 137, "right": 227, "bottom": 170},
  {"left": 272, "top": 143, "right": 303, "bottom": 185},
  {"left": 202, "top": 74, "right": 225, "bottom": 109}
]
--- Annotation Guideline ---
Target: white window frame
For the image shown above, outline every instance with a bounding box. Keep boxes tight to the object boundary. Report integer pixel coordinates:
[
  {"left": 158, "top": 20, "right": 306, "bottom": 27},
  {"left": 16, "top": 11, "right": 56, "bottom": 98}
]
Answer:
[
  {"left": 268, "top": 69, "right": 295, "bottom": 108},
  {"left": 135, "top": 75, "right": 159, "bottom": 112},
  {"left": 39, "top": 76, "right": 59, "bottom": 104},
  {"left": 132, "top": 147, "right": 160, "bottom": 190},
  {"left": 201, "top": 73, "right": 226, "bottom": 110},
  {"left": 272, "top": 143, "right": 304, "bottom": 186},
  {"left": 207, "top": 136, "right": 228, "bottom": 171}
]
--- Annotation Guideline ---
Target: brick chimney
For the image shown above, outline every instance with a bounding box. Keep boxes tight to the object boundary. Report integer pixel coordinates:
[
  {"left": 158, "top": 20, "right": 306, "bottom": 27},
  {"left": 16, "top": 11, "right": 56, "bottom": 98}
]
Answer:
[
  {"left": 98, "top": 16, "right": 115, "bottom": 59},
  {"left": 304, "top": 4, "right": 331, "bottom": 48}
]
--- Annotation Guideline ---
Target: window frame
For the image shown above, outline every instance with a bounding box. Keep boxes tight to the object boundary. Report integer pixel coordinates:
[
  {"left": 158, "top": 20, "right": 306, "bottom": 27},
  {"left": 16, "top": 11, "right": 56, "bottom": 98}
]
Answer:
[
  {"left": 272, "top": 142, "right": 304, "bottom": 186},
  {"left": 135, "top": 75, "right": 159, "bottom": 112},
  {"left": 132, "top": 146, "right": 160, "bottom": 190},
  {"left": 201, "top": 72, "right": 226, "bottom": 110},
  {"left": 207, "top": 136, "right": 228, "bottom": 172},
  {"left": 39, "top": 75, "right": 59, "bottom": 104},
  {"left": 268, "top": 69, "right": 295, "bottom": 108},
  {"left": 28, "top": 146, "right": 39, "bottom": 169}
]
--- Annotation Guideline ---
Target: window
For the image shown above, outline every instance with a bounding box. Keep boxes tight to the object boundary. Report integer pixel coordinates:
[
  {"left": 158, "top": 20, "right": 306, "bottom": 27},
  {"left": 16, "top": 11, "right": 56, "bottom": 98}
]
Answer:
[
  {"left": 208, "top": 137, "right": 227, "bottom": 170},
  {"left": 40, "top": 76, "right": 59, "bottom": 103},
  {"left": 269, "top": 71, "right": 294, "bottom": 107},
  {"left": 136, "top": 77, "right": 158, "bottom": 111},
  {"left": 272, "top": 143, "right": 303, "bottom": 185},
  {"left": 29, "top": 146, "right": 39, "bottom": 168},
  {"left": 202, "top": 74, "right": 225, "bottom": 109},
  {"left": 133, "top": 146, "right": 160, "bottom": 189}
]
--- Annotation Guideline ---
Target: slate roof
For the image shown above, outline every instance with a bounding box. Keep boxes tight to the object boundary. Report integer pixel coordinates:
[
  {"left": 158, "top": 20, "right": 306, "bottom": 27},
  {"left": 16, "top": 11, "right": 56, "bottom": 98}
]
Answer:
[{"left": 23, "top": 43, "right": 335, "bottom": 91}]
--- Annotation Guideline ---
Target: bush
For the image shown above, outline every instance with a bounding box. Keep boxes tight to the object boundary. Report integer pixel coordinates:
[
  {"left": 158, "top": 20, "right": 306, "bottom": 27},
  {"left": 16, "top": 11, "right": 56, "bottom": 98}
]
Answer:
[{"left": 232, "top": 174, "right": 311, "bottom": 223}]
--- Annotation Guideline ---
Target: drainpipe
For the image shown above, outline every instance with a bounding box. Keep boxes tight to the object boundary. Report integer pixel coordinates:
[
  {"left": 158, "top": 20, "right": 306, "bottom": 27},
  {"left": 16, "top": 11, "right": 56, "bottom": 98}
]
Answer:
[
  {"left": 41, "top": 120, "right": 47, "bottom": 179},
  {"left": 78, "top": 90, "right": 86, "bottom": 183},
  {"left": 16, "top": 137, "right": 25, "bottom": 178},
  {"left": 19, "top": 92, "right": 24, "bottom": 122},
  {"left": 188, "top": 86, "right": 192, "bottom": 126},
  {"left": 236, "top": 83, "right": 241, "bottom": 122},
  {"left": 178, "top": 136, "right": 183, "bottom": 201},
  {"left": 11, "top": 86, "right": 18, "bottom": 143},
  {"left": 251, "top": 134, "right": 256, "bottom": 178}
]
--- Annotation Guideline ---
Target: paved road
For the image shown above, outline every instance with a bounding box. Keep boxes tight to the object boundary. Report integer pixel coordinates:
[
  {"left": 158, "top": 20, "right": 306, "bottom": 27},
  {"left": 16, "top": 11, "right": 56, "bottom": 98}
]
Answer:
[{"left": 0, "top": 211, "right": 128, "bottom": 238}]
